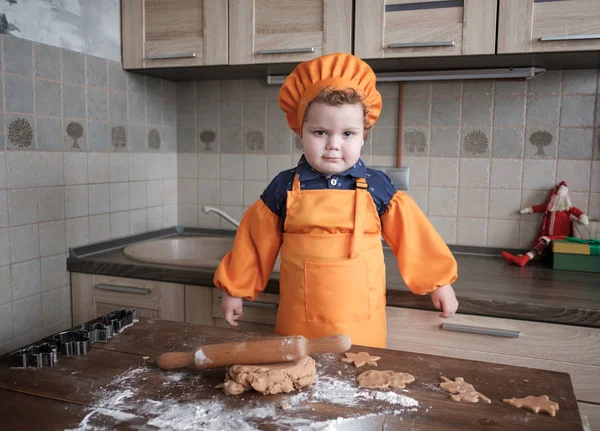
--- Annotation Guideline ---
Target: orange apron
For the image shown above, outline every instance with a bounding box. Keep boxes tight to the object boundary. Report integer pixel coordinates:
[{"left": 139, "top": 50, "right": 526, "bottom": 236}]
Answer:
[{"left": 275, "top": 174, "right": 387, "bottom": 348}]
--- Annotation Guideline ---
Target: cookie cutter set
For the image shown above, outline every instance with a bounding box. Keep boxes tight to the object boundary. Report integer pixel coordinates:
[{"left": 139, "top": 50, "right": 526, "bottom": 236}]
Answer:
[{"left": 10, "top": 309, "right": 139, "bottom": 369}]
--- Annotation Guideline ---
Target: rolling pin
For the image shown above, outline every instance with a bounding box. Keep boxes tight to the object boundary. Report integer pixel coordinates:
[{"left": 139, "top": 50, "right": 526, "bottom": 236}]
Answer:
[{"left": 156, "top": 334, "right": 351, "bottom": 370}]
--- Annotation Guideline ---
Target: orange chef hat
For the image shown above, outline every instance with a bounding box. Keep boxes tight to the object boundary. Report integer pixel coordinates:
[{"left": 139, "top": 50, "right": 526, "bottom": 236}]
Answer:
[{"left": 279, "top": 53, "right": 382, "bottom": 135}]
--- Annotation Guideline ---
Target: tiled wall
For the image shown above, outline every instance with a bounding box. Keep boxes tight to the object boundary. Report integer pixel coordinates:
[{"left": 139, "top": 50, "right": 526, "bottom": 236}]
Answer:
[
  {"left": 3, "top": 36, "right": 596, "bottom": 356},
  {"left": 176, "top": 79, "right": 402, "bottom": 230},
  {"left": 400, "top": 71, "right": 599, "bottom": 248},
  {"left": 179, "top": 72, "right": 600, "bottom": 249},
  {"left": 0, "top": 35, "right": 178, "bottom": 355}
]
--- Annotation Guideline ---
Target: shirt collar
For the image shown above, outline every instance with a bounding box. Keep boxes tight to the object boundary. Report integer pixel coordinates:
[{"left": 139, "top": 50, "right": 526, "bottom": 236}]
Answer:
[{"left": 295, "top": 154, "right": 367, "bottom": 181}]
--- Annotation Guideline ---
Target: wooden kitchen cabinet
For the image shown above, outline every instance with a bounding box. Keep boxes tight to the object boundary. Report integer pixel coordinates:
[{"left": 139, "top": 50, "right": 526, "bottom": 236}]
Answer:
[
  {"left": 121, "top": 0, "right": 228, "bottom": 69},
  {"left": 71, "top": 273, "right": 185, "bottom": 325},
  {"left": 228, "top": 0, "right": 353, "bottom": 65},
  {"left": 184, "top": 285, "right": 214, "bottom": 326},
  {"left": 212, "top": 289, "right": 279, "bottom": 333},
  {"left": 355, "top": 0, "right": 497, "bottom": 59},
  {"left": 498, "top": 0, "right": 600, "bottom": 54},
  {"left": 386, "top": 307, "right": 600, "bottom": 427}
]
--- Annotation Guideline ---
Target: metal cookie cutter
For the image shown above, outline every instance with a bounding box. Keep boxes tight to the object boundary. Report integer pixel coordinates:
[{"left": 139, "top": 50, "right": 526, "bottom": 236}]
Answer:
[
  {"left": 11, "top": 343, "right": 58, "bottom": 369},
  {"left": 74, "top": 321, "right": 114, "bottom": 344},
  {"left": 106, "top": 309, "right": 139, "bottom": 333},
  {"left": 53, "top": 331, "right": 91, "bottom": 356}
]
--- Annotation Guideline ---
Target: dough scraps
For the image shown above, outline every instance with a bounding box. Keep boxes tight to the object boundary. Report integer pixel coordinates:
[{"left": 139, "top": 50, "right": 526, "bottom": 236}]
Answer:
[
  {"left": 439, "top": 376, "right": 491, "bottom": 404},
  {"left": 357, "top": 370, "right": 415, "bottom": 389},
  {"left": 341, "top": 352, "right": 381, "bottom": 368},
  {"left": 223, "top": 356, "right": 316, "bottom": 396},
  {"left": 503, "top": 395, "right": 559, "bottom": 417}
]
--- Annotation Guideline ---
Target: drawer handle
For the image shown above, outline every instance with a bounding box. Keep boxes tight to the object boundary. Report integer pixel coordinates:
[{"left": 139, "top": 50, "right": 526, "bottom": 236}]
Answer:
[
  {"left": 95, "top": 284, "right": 151, "bottom": 295},
  {"left": 147, "top": 53, "right": 197, "bottom": 60},
  {"left": 441, "top": 322, "right": 520, "bottom": 338},
  {"left": 257, "top": 47, "right": 315, "bottom": 55},
  {"left": 242, "top": 301, "right": 278, "bottom": 310},
  {"left": 388, "top": 41, "right": 455, "bottom": 48},
  {"left": 216, "top": 296, "right": 278, "bottom": 309},
  {"left": 539, "top": 34, "right": 600, "bottom": 42}
]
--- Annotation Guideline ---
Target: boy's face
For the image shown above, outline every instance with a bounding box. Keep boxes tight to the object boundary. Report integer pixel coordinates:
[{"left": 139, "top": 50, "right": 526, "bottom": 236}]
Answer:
[{"left": 301, "top": 101, "right": 365, "bottom": 175}]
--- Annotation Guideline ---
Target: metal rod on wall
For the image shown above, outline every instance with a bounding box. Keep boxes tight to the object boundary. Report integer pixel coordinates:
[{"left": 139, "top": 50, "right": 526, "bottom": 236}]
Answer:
[{"left": 396, "top": 83, "right": 403, "bottom": 168}]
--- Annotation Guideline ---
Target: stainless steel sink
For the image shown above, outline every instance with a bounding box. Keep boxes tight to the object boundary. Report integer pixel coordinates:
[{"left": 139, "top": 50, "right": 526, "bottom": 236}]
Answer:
[{"left": 123, "top": 236, "right": 281, "bottom": 272}]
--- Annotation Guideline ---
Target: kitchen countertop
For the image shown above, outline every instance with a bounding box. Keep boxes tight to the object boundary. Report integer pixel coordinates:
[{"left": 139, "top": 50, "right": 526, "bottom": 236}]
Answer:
[
  {"left": 0, "top": 318, "right": 584, "bottom": 430},
  {"left": 66, "top": 227, "right": 600, "bottom": 328}
]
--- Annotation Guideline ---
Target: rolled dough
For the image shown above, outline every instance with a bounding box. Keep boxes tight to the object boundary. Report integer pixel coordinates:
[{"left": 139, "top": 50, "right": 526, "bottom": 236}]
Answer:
[
  {"left": 357, "top": 370, "right": 415, "bottom": 389},
  {"left": 223, "top": 356, "right": 316, "bottom": 396}
]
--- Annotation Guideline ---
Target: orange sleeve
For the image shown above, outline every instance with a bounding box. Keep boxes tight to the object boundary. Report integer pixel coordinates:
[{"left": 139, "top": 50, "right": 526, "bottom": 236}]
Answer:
[
  {"left": 213, "top": 199, "right": 282, "bottom": 301},
  {"left": 381, "top": 191, "right": 458, "bottom": 295}
]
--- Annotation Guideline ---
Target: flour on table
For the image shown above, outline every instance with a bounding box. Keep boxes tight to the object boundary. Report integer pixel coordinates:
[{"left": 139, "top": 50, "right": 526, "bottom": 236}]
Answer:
[
  {"left": 164, "top": 372, "right": 185, "bottom": 382},
  {"left": 295, "top": 373, "right": 418, "bottom": 407},
  {"left": 67, "top": 355, "right": 419, "bottom": 431}
]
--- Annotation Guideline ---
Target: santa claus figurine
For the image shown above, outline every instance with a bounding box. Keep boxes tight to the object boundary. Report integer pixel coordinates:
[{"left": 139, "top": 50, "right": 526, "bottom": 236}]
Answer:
[{"left": 502, "top": 181, "right": 589, "bottom": 267}]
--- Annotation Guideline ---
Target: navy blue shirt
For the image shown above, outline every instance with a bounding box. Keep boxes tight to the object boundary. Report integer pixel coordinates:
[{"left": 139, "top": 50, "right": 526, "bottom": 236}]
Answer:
[{"left": 260, "top": 155, "right": 397, "bottom": 226}]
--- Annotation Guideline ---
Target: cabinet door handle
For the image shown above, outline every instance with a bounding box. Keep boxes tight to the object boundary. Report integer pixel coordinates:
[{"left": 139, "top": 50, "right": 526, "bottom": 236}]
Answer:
[
  {"left": 388, "top": 41, "right": 455, "bottom": 48},
  {"left": 257, "top": 47, "right": 315, "bottom": 55},
  {"left": 217, "top": 296, "right": 278, "bottom": 309},
  {"left": 242, "top": 301, "right": 278, "bottom": 309},
  {"left": 539, "top": 34, "right": 600, "bottom": 42},
  {"left": 441, "top": 322, "right": 520, "bottom": 338},
  {"left": 95, "top": 284, "right": 152, "bottom": 295},
  {"left": 147, "top": 53, "right": 197, "bottom": 60}
]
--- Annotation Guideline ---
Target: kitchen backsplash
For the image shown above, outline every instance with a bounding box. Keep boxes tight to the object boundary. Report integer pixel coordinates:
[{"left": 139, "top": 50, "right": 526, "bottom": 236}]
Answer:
[
  {"left": 0, "top": 35, "right": 178, "bottom": 354},
  {"left": 179, "top": 73, "right": 600, "bottom": 250},
  {"left": 175, "top": 78, "right": 403, "bottom": 230},
  {"left": 1, "top": 30, "right": 599, "bottom": 356}
]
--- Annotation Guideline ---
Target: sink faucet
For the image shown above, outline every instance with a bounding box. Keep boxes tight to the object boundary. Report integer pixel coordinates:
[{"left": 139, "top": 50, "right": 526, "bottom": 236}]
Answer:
[{"left": 201, "top": 206, "right": 240, "bottom": 228}]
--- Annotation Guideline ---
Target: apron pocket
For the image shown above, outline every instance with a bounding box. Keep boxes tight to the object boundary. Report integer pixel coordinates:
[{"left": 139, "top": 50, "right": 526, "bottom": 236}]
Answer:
[{"left": 304, "top": 257, "right": 370, "bottom": 324}]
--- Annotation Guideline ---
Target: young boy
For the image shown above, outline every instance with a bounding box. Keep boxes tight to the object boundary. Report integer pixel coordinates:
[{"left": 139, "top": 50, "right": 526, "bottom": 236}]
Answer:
[{"left": 214, "top": 53, "right": 458, "bottom": 348}]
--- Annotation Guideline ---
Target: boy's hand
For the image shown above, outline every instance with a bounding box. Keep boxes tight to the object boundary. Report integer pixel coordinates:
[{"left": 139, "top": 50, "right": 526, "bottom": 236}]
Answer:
[
  {"left": 221, "top": 291, "right": 243, "bottom": 327},
  {"left": 430, "top": 284, "right": 458, "bottom": 318}
]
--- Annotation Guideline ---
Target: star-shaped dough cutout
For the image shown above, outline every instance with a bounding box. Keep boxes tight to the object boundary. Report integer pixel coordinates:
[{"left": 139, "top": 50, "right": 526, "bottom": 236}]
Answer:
[
  {"left": 341, "top": 352, "right": 381, "bottom": 368},
  {"left": 503, "top": 395, "right": 559, "bottom": 417},
  {"left": 440, "top": 376, "right": 491, "bottom": 404}
]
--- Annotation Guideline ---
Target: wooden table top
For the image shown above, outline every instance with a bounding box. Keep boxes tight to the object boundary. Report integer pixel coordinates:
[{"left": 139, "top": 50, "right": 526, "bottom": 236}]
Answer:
[{"left": 0, "top": 319, "right": 584, "bottom": 430}]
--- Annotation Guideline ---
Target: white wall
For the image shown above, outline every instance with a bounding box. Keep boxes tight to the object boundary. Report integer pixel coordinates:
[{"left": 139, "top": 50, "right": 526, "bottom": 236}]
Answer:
[{"left": 0, "top": 0, "right": 121, "bottom": 61}]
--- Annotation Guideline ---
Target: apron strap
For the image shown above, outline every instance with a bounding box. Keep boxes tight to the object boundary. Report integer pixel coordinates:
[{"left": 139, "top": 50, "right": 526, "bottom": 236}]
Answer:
[
  {"left": 293, "top": 172, "right": 366, "bottom": 258},
  {"left": 292, "top": 174, "right": 301, "bottom": 191},
  {"left": 350, "top": 178, "right": 368, "bottom": 259}
]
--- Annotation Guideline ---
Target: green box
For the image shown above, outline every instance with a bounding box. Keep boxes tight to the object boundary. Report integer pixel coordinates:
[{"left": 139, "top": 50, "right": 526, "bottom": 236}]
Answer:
[{"left": 552, "top": 252, "right": 600, "bottom": 273}]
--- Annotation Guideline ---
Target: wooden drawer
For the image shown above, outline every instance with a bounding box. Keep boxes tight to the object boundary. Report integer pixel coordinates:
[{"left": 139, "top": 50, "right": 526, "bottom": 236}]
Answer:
[
  {"left": 579, "top": 402, "right": 600, "bottom": 431},
  {"left": 121, "top": 0, "right": 228, "bottom": 69},
  {"left": 498, "top": 0, "right": 600, "bottom": 53},
  {"left": 71, "top": 273, "right": 185, "bottom": 325},
  {"left": 229, "top": 0, "right": 352, "bottom": 65},
  {"left": 387, "top": 308, "right": 600, "bottom": 366},
  {"left": 185, "top": 285, "right": 214, "bottom": 326},
  {"left": 386, "top": 308, "right": 600, "bottom": 403},
  {"left": 213, "top": 318, "right": 276, "bottom": 334},
  {"left": 356, "top": 0, "right": 496, "bottom": 58},
  {"left": 212, "top": 290, "right": 279, "bottom": 326}
]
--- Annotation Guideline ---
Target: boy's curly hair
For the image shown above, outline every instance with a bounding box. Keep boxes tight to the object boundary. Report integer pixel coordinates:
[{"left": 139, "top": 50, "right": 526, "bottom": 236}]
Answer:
[{"left": 303, "top": 86, "right": 372, "bottom": 131}]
